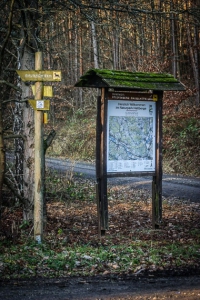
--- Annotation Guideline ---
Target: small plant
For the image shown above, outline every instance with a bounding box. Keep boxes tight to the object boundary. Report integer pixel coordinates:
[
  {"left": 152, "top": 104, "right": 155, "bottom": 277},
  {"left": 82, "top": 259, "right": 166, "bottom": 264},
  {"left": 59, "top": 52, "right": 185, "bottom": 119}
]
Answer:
[
  {"left": 57, "top": 228, "right": 63, "bottom": 235},
  {"left": 19, "top": 220, "right": 30, "bottom": 230}
]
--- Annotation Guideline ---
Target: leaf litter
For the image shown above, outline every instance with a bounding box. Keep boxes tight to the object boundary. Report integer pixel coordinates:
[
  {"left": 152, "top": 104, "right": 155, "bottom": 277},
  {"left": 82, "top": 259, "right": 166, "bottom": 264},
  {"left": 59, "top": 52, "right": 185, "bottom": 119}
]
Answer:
[{"left": 0, "top": 178, "right": 200, "bottom": 279}]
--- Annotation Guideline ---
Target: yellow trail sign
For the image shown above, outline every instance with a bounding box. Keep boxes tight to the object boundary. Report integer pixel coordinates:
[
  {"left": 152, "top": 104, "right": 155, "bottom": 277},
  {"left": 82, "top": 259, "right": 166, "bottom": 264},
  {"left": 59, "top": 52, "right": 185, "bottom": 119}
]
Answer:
[
  {"left": 28, "top": 100, "right": 50, "bottom": 111},
  {"left": 17, "top": 70, "right": 61, "bottom": 82},
  {"left": 31, "top": 85, "right": 53, "bottom": 97}
]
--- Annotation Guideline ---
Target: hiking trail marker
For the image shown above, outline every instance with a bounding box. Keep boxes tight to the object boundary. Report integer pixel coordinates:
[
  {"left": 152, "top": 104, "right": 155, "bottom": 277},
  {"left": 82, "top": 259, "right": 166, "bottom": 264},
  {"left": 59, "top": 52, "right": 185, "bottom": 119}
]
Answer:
[
  {"left": 17, "top": 52, "right": 61, "bottom": 242},
  {"left": 16, "top": 70, "right": 61, "bottom": 82}
]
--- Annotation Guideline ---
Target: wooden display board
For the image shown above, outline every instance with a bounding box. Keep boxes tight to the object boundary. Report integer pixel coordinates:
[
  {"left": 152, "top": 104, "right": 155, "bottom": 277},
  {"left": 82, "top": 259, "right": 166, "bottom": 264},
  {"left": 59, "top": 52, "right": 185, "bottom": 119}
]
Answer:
[
  {"left": 75, "top": 68, "right": 185, "bottom": 237},
  {"left": 96, "top": 89, "right": 163, "bottom": 235}
]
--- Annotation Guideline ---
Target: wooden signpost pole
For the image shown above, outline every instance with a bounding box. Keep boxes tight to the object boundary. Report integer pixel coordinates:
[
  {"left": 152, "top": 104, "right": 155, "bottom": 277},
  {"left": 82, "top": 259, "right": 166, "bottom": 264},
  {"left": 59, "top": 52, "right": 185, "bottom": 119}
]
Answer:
[
  {"left": 34, "top": 52, "right": 44, "bottom": 243},
  {"left": 16, "top": 57, "right": 61, "bottom": 242}
]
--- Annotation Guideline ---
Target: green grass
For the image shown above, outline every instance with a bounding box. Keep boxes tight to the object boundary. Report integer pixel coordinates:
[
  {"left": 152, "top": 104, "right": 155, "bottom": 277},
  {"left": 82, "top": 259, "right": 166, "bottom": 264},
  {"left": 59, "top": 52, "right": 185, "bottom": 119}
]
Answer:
[{"left": 1, "top": 239, "right": 200, "bottom": 279}]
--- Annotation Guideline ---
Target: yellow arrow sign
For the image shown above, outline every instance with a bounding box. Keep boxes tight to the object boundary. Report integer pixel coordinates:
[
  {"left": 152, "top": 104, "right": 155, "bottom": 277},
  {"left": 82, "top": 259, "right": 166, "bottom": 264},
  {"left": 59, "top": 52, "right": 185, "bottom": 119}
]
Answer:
[
  {"left": 28, "top": 100, "right": 50, "bottom": 111},
  {"left": 31, "top": 85, "right": 53, "bottom": 97},
  {"left": 17, "top": 70, "right": 61, "bottom": 82}
]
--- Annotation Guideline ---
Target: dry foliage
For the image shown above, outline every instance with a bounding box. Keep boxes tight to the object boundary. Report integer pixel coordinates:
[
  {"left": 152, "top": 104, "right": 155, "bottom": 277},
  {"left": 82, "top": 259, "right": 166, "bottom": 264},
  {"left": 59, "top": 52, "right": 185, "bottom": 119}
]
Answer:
[{"left": 1, "top": 178, "right": 200, "bottom": 279}]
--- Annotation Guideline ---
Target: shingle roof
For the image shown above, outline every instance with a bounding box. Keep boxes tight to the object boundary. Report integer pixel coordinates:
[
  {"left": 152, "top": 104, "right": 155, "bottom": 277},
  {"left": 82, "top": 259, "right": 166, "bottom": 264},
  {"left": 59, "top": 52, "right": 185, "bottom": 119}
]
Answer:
[{"left": 75, "top": 69, "right": 185, "bottom": 91}]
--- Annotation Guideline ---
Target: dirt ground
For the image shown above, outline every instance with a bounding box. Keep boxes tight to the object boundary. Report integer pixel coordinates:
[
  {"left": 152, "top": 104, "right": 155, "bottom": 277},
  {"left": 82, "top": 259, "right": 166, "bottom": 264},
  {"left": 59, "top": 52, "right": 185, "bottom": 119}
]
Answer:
[
  {"left": 1, "top": 176, "right": 200, "bottom": 299},
  {"left": 0, "top": 272, "right": 200, "bottom": 300}
]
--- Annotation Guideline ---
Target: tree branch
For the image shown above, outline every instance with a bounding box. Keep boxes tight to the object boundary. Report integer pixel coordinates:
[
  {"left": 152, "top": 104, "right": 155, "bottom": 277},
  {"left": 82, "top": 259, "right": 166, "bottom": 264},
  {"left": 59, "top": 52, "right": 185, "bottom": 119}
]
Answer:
[
  {"left": 4, "top": 177, "right": 27, "bottom": 206},
  {"left": 4, "top": 134, "right": 26, "bottom": 141},
  {"left": 0, "top": 0, "right": 15, "bottom": 73},
  {"left": 0, "top": 45, "right": 17, "bottom": 59},
  {"left": 0, "top": 80, "right": 21, "bottom": 92},
  {"left": 2, "top": 98, "right": 27, "bottom": 104},
  {"left": 44, "top": 129, "right": 56, "bottom": 154}
]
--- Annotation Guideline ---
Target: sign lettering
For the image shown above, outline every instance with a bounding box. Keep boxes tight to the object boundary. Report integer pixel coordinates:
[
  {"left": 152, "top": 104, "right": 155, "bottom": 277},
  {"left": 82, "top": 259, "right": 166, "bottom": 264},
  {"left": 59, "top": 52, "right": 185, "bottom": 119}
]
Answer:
[{"left": 17, "top": 70, "right": 62, "bottom": 82}]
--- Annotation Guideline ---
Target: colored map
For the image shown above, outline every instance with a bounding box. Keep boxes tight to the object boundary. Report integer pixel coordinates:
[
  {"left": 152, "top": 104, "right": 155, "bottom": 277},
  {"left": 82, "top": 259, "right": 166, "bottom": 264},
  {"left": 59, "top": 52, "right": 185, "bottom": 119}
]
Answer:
[{"left": 108, "top": 116, "right": 154, "bottom": 161}]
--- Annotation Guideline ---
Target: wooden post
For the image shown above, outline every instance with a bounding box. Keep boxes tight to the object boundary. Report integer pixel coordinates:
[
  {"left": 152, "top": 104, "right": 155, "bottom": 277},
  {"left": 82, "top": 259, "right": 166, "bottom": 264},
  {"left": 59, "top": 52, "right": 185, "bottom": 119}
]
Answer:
[
  {"left": 101, "top": 88, "right": 108, "bottom": 233},
  {"left": 34, "top": 52, "right": 44, "bottom": 243},
  {"left": 96, "top": 94, "right": 102, "bottom": 237},
  {"left": 96, "top": 88, "right": 108, "bottom": 236},
  {"left": 152, "top": 91, "right": 163, "bottom": 228}
]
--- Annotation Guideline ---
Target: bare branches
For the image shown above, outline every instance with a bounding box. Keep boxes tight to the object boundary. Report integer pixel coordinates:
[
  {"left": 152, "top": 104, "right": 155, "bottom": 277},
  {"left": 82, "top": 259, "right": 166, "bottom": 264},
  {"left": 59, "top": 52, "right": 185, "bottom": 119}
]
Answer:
[
  {"left": 44, "top": 129, "right": 56, "bottom": 154},
  {"left": 4, "top": 177, "right": 28, "bottom": 206},
  {"left": 0, "top": 45, "right": 17, "bottom": 60},
  {"left": 51, "top": 0, "right": 188, "bottom": 18},
  {"left": 0, "top": 0, "right": 15, "bottom": 74},
  {"left": 0, "top": 80, "right": 21, "bottom": 92},
  {"left": 4, "top": 134, "right": 26, "bottom": 141}
]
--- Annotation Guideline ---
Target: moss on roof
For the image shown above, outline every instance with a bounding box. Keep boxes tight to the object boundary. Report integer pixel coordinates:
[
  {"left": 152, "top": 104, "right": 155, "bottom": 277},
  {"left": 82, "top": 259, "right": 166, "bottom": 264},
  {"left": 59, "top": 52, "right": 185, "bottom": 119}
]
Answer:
[{"left": 74, "top": 68, "right": 185, "bottom": 91}]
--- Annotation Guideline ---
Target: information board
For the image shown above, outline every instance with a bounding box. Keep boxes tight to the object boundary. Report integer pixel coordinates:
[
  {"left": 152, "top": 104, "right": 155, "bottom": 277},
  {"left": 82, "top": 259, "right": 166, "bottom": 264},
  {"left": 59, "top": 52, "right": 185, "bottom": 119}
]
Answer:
[{"left": 107, "top": 96, "right": 156, "bottom": 173}]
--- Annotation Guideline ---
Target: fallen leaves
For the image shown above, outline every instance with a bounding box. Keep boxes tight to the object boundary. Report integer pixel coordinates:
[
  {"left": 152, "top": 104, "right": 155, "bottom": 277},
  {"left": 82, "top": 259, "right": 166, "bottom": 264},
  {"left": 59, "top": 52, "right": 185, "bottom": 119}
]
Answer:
[{"left": 0, "top": 178, "right": 200, "bottom": 279}]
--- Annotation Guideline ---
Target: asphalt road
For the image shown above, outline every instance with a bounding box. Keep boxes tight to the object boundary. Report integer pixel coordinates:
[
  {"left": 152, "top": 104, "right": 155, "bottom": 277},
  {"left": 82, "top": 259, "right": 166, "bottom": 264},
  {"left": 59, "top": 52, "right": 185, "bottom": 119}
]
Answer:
[
  {"left": 1, "top": 274, "right": 200, "bottom": 300},
  {"left": 46, "top": 157, "right": 200, "bottom": 203}
]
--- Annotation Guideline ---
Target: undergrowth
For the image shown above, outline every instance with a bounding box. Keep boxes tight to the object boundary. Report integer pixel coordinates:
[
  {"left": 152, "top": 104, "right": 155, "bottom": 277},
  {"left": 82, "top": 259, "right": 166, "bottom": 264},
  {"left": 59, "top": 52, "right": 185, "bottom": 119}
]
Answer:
[
  {"left": 47, "top": 108, "right": 96, "bottom": 161},
  {"left": 163, "top": 116, "right": 200, "bottom": 176},
  {"left": 1, "top": 176, "right": 200, "bottom": 279},
  {"left": 47, "top": 105, "right": 200, "bottom": 176}
]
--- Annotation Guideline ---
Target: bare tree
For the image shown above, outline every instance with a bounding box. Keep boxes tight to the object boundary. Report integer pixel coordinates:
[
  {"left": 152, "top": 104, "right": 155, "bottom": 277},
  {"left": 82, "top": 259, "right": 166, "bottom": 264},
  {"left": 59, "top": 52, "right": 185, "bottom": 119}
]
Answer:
[{"left": 0, "top": 0, "right": 15, "bottom": 219}]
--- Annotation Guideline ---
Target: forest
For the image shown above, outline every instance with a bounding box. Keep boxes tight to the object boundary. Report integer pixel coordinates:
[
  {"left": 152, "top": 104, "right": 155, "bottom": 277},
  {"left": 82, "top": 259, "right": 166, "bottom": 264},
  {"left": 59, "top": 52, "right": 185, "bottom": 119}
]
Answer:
[
  {"left": 0, "top": 0, "right": 200, "bottom": 225},
  {"left": 0, "top": 0, "right": 200, "bottom": 284}
]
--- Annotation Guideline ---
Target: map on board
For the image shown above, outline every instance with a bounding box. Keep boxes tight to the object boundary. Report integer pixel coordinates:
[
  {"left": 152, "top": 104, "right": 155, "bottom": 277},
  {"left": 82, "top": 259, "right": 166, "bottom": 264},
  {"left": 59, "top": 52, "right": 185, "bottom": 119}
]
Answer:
[
  {"left": 107, "top": 99, "right": 156, "bottom": 173},
  {"left": 109, "top": 116, "right": 154, "bottom": 160}
]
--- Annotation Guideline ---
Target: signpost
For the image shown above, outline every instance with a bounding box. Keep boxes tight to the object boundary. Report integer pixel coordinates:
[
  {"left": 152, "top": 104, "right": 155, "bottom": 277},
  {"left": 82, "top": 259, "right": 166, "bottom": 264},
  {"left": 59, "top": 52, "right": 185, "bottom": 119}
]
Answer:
[
  {"left": 34, "top": 52, "right": 44, "bottom": 243},
  {"left": 31, "top": 85, "right": 53, "bottom": 97},
  {"left": 28, "top": 100, "right": 50, "bottom": 111},
  {"left": 16, "top": 70, "right": 61, "bottom": 82},
  {"left": 75, "top": 68, "right": 185, "bottom": 236},
  {"left": 17, "top": 52, "right": 61, "bottom": 242}
]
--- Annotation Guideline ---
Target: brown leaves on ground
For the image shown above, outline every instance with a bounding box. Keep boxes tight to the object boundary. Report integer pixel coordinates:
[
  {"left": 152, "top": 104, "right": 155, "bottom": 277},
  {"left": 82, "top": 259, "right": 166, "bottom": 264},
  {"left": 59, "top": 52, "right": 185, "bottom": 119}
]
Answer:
[
  {"left": 1, "top": 179, "right": 200, "bottom": 279},
  {"left": 43, "top": 181, "right": 200, "bottom": 248},
  {"left": 44, "top": 181, "right": 200, "bottom": 278},
  {"left": 1, "top": 180, "right": 200, "bottom": 247}
]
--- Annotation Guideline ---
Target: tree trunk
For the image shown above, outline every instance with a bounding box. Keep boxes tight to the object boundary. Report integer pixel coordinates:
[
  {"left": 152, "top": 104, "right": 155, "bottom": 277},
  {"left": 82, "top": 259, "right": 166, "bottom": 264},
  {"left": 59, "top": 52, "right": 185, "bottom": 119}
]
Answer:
[
  {"left": 112, "top": 28, "right": 120, "bottom": 69},
  {"left": 79, "top": 25, "right": 83, "bottom": 106},
  {"left": 0, "top": 0, "right": 15, "bottom": 221},
  {"left": 170, "top": 0, "right": 179, "bottom": 79},
  {"left": 13, "top": 46, "right": 24, "bottom": 202},
  {"left": 186, "top": 17, "right": 200, "bottom": 106},
  {"left": 91, "top": 21, "right": 99, "bottom": 69},
  {"left": 0, "top": 105, "right": 5, "bottom": 220},
  {"left": 193, "top": 25, "right": 200, "bottom": 106},
  {"left": 17, "top": 0, "right": 40, "bottom": 220},
  {"left": 21, "top": 48, "right": 35, "bottom": 220}
]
